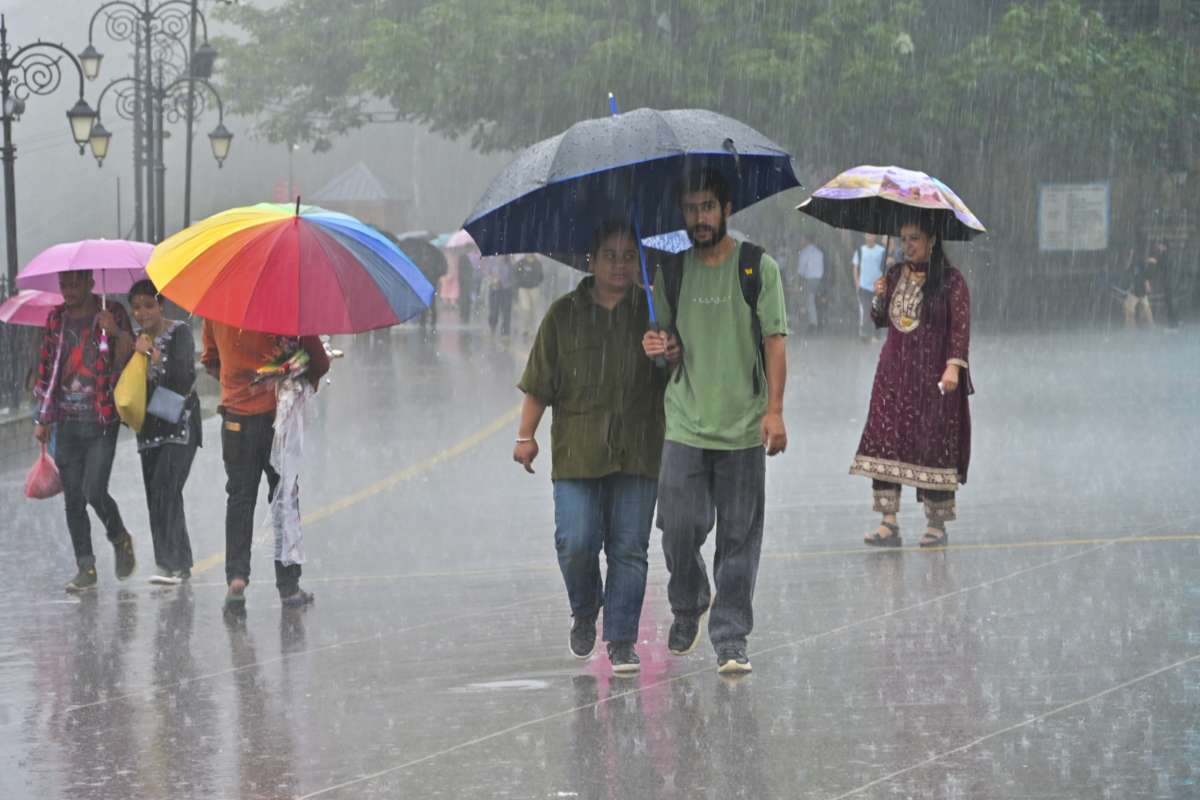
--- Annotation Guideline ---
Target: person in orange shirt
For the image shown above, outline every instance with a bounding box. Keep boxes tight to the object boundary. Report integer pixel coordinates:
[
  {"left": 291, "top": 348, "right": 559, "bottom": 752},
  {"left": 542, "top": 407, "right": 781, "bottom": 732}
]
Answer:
[{"left": 201, "top": 322, "right": 330, "bottom": 610}]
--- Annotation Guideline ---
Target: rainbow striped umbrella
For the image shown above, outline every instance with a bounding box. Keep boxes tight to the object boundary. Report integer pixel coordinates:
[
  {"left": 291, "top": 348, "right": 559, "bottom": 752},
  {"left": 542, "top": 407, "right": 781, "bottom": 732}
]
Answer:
[{"left": 147, "top": 202, "right": 434, "bottom": 335}]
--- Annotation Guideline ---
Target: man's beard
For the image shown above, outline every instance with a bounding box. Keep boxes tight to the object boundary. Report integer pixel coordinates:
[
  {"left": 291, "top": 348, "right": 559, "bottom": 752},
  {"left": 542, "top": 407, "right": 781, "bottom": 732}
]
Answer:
[{"left": 687, "top": 217, "right": 727, "bottom": 250}]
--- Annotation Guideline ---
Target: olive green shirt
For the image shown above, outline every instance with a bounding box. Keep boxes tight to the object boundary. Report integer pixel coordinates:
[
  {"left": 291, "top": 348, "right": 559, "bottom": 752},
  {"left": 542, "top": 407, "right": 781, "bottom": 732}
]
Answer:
[{"left": 519, "top": 276, "right": 666, "bottom": 480}]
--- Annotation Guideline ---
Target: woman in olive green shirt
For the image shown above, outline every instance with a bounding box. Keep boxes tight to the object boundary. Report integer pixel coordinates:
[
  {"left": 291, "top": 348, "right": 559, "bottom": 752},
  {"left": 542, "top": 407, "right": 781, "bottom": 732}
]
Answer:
[{"left": 513, "top": 221, "right": 666, "bottom": 675}]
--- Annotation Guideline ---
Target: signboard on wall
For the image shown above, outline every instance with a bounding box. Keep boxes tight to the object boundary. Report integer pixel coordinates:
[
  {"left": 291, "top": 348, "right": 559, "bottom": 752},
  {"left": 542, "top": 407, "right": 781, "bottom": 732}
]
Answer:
[{"left": 1038, "top": 182, "right": 1110, "bottom": 251}]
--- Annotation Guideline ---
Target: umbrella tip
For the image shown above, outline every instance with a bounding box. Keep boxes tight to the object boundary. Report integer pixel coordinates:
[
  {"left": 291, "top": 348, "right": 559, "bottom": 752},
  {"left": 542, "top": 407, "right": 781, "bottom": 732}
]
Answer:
[{"left": 295, "top": 196, "right": 301, "bottom": 216}]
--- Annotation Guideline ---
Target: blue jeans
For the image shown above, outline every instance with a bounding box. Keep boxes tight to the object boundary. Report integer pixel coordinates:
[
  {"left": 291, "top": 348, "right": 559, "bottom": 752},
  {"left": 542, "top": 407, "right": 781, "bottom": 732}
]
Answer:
[{"left": 553, "top": 474, "right": 657, "bottom": 643}]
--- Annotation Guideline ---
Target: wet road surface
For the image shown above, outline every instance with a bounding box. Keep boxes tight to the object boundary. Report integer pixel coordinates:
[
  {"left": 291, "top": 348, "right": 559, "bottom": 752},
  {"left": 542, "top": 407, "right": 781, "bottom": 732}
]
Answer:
[{"left": 1, "top": 314, "right": 1197, "bottom": 799}]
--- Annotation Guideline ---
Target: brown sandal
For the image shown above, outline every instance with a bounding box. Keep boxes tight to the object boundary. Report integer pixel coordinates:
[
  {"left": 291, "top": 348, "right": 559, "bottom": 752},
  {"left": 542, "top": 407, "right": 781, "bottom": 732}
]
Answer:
[
  {"left": 919, "top": 523, "right": 949, "bottom": 548},
  {"left": 864, "top": 521, "right": 901, "bottom": 547}
]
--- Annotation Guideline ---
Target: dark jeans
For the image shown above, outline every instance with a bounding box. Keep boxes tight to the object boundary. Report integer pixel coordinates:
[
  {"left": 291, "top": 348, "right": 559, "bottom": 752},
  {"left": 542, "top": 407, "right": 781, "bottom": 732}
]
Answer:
[
  {"left": 418, "top": 299, "right": 439, "bottom": 333},
  {"left": 140, "top": 439, "right": 198, "bottom": 573},
  {"left": 488, "top": 286, "right": 513, "bottom": 335},
  {"left": 658, "top": 441, "right": 765, "bottom": 650},
  {"left": 221, "top": 411, "right": 295, "bottom": 592},
  {"left": 57, "top": 421, "right": 125, "bottom": 568},
  {"left": 553, "top": 474, "right": 657, "bottom": 643}
]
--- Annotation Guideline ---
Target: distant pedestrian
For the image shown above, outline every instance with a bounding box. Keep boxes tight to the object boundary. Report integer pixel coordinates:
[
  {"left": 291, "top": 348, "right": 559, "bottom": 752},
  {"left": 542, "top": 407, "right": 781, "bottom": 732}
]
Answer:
[
  {"left": 852, "top": 216, "right": 973, "bottom": 549},
  {"left": 852, "top": 233, "right": 888, "bottom": 341},
  {"left": 514, "top": 221, "right": 665, "bottom": 675},
  {"left": 32, "top": 269, "right": 137, "bottom": 592},
  {"left": 1123, "top": 242, "right": 1156, "bottom": 329},
  {"left": 456, "top": 251, "right": 477, "bottom": 323},
  {"left": 796, "top": 233, "right": 825, "bottom": 331},
  {"left": 513, "top": 253, "right": 545, "bottom": 339},
  {"left": 485, "top": 255, "right": 515, "bottom": 338},
  {"left": 128, "top": 280, "right": 201, "bottom": 585},
  {"left": 201, "top": 321, "right": 329, "bottom": 611}
]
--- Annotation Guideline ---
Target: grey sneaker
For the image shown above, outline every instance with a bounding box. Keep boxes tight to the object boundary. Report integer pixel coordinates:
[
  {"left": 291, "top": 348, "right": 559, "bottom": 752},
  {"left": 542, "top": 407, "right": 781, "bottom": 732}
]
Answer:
[
  {"left": 149, "top": 566, "right": 182, "bottom": 586},
  {"left": 112, "top": 532, "right": 136, "bottom": 580},
  {"left": 607, "top": 641, "right": 640, "bottom": 675},
  {"left": 569, "top": 614, "right": 597, "bottom": 659},
  {"left": 65, "top": 566, "right": 98, "bottom": 593},
  {"left": 716, "top": 645, "right": 752, "bottom": 674}
]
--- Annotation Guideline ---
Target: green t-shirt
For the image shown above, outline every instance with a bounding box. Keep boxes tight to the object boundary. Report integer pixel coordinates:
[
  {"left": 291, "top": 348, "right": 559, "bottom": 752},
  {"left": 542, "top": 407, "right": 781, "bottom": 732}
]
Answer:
[{"left": 653, "top": 242, "right": 788, "bottom": 450}]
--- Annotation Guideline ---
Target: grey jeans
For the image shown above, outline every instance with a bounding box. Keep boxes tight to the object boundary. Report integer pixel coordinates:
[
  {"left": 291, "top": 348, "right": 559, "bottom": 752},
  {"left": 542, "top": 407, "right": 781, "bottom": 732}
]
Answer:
[{"left": 658, "top": 441, "right": 766, "bottom": 650}]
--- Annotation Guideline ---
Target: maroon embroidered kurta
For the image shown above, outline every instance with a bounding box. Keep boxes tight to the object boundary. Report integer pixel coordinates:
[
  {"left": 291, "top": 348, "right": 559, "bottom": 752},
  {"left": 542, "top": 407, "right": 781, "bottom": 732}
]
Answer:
[{"left": 850, "top": 263, "right": 973, "bottom": 490}]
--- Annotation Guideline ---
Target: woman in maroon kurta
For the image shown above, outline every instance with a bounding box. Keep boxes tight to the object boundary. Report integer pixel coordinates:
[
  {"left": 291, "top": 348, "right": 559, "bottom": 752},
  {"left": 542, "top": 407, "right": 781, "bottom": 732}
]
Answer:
[{"left": 850, "top": 218, "right": 972, "bottom": 548}]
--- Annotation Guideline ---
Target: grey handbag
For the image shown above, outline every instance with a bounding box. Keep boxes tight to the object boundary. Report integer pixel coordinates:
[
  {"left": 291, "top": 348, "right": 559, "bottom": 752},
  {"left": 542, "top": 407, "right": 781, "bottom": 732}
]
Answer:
[{"left": 146, "top": 386, "right": 187, "bottom": 424}]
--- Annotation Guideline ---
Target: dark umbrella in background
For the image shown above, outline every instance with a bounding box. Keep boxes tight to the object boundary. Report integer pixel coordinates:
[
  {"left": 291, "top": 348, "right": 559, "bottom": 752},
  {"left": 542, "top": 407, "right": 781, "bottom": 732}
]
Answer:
[{"left": 463, "top": 100, "right": 802, "bottom": 342}]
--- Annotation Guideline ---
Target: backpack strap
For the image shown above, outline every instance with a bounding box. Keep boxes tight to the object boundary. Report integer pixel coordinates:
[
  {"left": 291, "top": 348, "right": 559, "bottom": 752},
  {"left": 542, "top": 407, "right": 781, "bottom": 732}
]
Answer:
[{"left": 737, "top": 242, "right": 766, "bottom": 395}]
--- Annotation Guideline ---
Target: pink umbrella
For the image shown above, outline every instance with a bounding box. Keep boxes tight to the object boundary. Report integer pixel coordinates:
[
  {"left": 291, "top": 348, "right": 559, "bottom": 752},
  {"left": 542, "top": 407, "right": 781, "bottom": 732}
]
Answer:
[
  {"left": 16, "top": 239, "right": 153, "bottom": 294},
  {"left": 0, "top": 290, "right": 63, "bottom": 327}
]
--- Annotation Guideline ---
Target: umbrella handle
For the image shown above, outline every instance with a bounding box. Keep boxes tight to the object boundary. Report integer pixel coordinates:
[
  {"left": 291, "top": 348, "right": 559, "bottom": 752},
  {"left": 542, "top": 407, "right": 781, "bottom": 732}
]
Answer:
[
  {"left": 98, "top": 292, "right": 109, "bottom": 354},
  {"left": 629, "top": 201, "right": 668, "bottom": 369}
]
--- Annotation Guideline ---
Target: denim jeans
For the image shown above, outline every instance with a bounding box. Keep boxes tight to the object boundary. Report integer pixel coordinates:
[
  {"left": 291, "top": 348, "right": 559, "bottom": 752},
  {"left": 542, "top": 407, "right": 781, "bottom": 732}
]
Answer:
[
  {"left": 56, "top": 421, "right": 125, "bottom": 568},
  {"left": 553, "top": 474, "right": 657, "bottom": 643}
]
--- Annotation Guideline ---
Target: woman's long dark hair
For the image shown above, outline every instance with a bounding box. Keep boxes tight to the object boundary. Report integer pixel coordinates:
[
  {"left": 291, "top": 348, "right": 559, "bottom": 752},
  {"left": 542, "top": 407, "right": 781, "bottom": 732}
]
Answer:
[{"left": 911, "top": 215, "right": 951, "bottom": 298}]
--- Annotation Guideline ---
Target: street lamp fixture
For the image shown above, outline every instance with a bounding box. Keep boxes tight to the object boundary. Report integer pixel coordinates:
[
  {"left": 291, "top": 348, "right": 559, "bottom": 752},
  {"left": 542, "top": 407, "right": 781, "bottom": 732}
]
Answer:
[
  {"left": 78, "top": 43, "right": 103, "bottom": 80},
  {"left": 190, "top": 41, "right": 217, "bottom": 79},
  {"left": 88, "top": 120, "right": 111, "bottom": 166},
  {"left": 66, "top": 98, "right": 98, "bottom": 154},
  {"left": 208, "top": 122, "right": 232, "bottom": 167}
]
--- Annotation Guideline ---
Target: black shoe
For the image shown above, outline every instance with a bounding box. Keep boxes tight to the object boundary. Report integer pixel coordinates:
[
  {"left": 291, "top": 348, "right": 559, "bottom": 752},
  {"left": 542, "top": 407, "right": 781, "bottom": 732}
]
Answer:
[
  {"left": 569, "top": 614, "right": 597, "bottom": 659},
  {"left": 65, "top": 566, "right": 98, "bottom": 593},
  {"left": 716, "top": 644, "right": 752, "bottom": 674},
  {"left": 668, "top": 608, "right": 706, "bottom": 656},
  {"left": 280, "top": 588, "right": 315, "bottom": 608},
  {"left": 112, "top": 532, "right": 136, "bottom": 580},
  {"left": 607, "top": 641, "right": 640, "bottom": 675}
]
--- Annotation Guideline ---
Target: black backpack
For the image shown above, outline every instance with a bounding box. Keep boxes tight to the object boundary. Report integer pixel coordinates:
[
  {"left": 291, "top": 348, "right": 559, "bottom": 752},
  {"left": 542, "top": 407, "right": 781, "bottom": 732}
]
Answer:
[{"left": 659, "top": 241, "right": 767, "bottom": 394}]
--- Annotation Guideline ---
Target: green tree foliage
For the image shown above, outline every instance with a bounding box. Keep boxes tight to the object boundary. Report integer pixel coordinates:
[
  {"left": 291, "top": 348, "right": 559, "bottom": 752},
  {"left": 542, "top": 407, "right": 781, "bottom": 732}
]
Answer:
[{"left": 215, "top": 0, "right": 1196, "bottom": 175}]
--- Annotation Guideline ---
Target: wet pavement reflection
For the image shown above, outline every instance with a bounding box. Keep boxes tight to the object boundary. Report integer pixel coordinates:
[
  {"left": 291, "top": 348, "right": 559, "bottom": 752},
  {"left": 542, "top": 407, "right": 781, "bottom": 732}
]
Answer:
[{"left": 1, "top": 321, "right": 1198, "bottom": 798}]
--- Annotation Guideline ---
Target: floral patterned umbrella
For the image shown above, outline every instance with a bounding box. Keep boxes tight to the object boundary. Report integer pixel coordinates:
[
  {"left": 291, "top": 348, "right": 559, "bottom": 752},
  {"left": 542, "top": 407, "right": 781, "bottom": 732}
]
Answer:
[{"left": 797, "top": 164, "right": 986, "bottom": 240}]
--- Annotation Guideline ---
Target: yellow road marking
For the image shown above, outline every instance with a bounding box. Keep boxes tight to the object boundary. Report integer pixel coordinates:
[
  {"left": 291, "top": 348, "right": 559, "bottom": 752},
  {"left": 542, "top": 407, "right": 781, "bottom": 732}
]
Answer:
[{"left": 191, "top": 402, "right": 522, "bottom": 575}]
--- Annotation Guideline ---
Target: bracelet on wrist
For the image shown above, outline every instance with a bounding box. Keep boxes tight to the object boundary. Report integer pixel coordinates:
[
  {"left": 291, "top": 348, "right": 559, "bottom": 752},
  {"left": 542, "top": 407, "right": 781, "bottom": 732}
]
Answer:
[{"left": 515, "top": 437, "right": 534, "bottom": 443}]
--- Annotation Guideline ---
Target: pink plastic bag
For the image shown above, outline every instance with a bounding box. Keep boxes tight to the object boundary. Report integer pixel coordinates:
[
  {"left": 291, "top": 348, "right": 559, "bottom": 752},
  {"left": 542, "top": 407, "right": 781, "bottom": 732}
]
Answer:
[{"left": 25, "top": 444, "right": 63, "bottom": 500}]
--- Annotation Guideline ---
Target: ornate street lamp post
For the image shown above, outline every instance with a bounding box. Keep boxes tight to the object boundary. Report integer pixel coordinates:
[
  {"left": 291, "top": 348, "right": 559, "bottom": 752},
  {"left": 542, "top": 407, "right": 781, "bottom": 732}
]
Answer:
[{"left": 0, "top": 14, "right": 96, "bottom": 295}]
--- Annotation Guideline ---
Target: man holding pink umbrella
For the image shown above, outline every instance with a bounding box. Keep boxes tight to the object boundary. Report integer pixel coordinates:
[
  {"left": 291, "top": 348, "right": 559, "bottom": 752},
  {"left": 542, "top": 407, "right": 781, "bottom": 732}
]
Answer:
[{"left": 22, "top": 239, "right": 151, "bottom": 592}]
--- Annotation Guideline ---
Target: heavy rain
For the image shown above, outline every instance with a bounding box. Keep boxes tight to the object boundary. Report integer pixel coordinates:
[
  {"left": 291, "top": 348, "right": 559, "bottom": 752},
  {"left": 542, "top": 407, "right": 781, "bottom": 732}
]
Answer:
[{"left": 0, "top": 1, "right": 1197, "bottom": 798}]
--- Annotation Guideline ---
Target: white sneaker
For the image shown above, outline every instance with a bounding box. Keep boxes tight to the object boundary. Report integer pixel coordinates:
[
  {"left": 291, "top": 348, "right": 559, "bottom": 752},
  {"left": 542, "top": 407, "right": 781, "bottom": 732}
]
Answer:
[{"left": 149, "top": 572, "right": 182, "bottom": 586}]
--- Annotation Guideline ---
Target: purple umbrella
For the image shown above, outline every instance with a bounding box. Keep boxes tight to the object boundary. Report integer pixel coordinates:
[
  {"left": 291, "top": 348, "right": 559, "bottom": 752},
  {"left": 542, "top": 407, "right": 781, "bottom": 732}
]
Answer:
[{"left": 16, "top": 239, "right": 153, "bottom": 294}]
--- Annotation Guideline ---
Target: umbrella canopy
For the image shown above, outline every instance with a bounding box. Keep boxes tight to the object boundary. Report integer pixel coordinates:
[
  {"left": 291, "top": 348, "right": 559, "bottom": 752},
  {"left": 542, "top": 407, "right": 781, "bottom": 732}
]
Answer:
[
  {"left": 394, "top": 237, "right": 448, "bottom": 285},
  {"left": 17, "top": 239, "right": 152, "bottom": 294},
  {"left": 641, "top": 227, "right": 749, "bottom": 255},
  {"left": 0, "top": 289, "right": 63, "bottom": 327},
  {"left": 464, "top": 107, "right": 801, "bottom": 256},
  {"left": 146, "top": 202, "right": 435, "bottom": 336},
  {"left": 797, "top": 165, "right": 986, "bottom": 240}
]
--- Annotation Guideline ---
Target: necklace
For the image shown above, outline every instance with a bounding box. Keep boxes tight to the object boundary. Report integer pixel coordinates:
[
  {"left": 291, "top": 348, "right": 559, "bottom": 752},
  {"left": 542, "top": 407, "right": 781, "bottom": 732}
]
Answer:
[{"left": 889, "top": 268, "right": 924, "bottom": 333}]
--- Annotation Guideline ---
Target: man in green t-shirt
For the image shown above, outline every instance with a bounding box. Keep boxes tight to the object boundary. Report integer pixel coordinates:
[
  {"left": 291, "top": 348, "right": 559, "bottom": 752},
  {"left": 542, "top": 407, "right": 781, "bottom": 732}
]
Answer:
[{"left": 643, "top": 168, "right": 789, "bottom": 675}]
